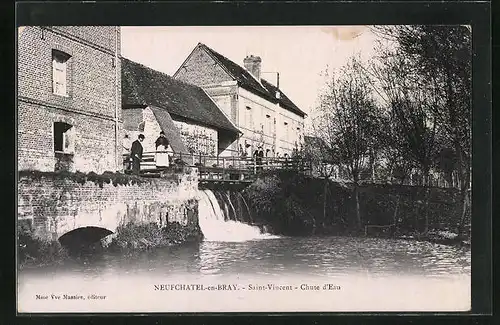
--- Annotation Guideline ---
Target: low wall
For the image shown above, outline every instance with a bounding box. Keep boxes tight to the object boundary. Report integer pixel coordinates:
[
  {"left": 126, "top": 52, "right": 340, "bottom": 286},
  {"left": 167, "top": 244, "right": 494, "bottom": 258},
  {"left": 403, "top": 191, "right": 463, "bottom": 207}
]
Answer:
[{"left": 17, "top": 168, "right": 200, "bottom": 242}]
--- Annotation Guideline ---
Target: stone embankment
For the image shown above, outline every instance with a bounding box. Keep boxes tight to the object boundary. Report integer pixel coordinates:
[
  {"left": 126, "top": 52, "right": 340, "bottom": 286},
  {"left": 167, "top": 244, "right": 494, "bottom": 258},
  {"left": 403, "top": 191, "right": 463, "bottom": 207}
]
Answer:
[{"left": 17, "top": 168, "right": 202, "bottom": 268}]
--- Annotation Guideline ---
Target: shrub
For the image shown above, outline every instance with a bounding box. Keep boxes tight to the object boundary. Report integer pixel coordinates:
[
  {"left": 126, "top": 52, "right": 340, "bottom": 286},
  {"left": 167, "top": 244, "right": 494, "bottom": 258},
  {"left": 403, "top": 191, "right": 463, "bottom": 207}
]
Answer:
[{"left": 18, "top": 169, "right": 148, "bottom": 188}]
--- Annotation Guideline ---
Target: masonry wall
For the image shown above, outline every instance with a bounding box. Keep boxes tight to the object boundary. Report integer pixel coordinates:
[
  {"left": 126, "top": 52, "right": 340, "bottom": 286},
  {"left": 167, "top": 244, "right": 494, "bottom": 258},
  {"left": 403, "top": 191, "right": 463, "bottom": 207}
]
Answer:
[
  {"left": 130, "top": 107, "right": 163, "bottom": 153},
  {"left": 174, "top": 46, "right": 233, "bottom": 87},
  {"left": 18, "top": 168, "right": 199, "bottom": 241},
  {"left": 17, "top": 26, "right": 122, "bottom": 173},
  {"left": 203, "top": 83, "right": 240, "bottom": 156}
]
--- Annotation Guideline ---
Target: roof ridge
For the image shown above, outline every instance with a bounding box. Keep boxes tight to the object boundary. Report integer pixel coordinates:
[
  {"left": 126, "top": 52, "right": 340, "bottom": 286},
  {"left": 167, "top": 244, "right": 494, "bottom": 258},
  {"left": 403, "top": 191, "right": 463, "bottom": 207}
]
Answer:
[
  {"left": 198, "top": 43, "right": 238, "bottom": 81},
  {"left": 123, "top": 56, "right": 211, "bottom": 93},
  {"left": 199, "top": 44, "right": 305, "bottom": 116},
  {"left": 121, "top": 57, "right": 240, "bottom": 134}
]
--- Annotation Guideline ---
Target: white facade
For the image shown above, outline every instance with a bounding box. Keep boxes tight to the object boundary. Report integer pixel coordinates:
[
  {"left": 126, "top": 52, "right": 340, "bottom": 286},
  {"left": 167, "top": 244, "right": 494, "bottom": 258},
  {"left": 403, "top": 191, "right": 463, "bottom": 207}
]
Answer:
[{"left": 237, "top": 87, "right": 304, "bottom": 157}]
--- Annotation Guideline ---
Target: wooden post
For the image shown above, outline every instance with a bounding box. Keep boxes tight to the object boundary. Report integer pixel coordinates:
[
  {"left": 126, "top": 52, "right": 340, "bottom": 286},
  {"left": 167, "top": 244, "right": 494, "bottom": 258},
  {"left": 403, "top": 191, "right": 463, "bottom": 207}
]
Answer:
[
  {"left": 222, "top": 157, "right": 225, "bottom": 180},
  {"left": 199, "top": 152, "right": 202, "bottom": 165}
]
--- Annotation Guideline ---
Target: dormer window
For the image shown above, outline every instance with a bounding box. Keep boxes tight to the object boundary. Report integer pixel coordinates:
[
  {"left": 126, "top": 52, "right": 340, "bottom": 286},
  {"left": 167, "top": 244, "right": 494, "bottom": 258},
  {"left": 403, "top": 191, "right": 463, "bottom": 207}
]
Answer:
[{"left": 52, "top": 50, "right": 70, "bottom": 96}]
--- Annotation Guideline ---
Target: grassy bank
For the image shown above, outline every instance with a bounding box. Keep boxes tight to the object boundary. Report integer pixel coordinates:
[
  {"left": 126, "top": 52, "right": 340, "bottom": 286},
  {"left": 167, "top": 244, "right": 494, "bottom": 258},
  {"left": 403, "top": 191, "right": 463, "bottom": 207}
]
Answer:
[
  {"left": 108, "top": 222, "right": 203, "bottom": 252},
  {"left": 242, "top": 171, "right": 470, "bottom": 245}
]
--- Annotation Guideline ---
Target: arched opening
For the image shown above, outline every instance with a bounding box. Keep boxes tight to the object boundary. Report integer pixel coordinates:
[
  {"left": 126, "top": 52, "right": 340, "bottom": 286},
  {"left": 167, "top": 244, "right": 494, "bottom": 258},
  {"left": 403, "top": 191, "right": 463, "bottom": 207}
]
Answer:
[{"left": 58, "top": 227, "right": 113, "bottom": 256}]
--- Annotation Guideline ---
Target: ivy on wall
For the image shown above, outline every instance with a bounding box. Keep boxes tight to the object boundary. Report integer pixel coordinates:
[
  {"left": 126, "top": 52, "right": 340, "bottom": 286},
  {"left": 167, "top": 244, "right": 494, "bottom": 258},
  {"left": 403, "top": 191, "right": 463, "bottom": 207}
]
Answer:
[
  {"left": 177, "top": 123, "right": 217, "bottom": 156},
  {"left": 18, "top": 170, "right": 149, "bottom": 188}
]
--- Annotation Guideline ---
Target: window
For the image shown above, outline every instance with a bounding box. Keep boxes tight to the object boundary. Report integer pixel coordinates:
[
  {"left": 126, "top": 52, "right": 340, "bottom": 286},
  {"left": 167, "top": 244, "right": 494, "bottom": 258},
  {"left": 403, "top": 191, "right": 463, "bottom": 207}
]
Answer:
[
  {"left": 54, "top": 122, "right": 74, "bottom": 154},
  {"left": 52, "top": 50, "right": 70, "bottom": 96},
  {"left": 266, "top": 114, "right": 272, "bottom": 134},
  {"left": 246, "top": 106, "right": 253, "bottom": 129},
  {"left": 284, "top": 122, "right": 289, "bottom": 142}
]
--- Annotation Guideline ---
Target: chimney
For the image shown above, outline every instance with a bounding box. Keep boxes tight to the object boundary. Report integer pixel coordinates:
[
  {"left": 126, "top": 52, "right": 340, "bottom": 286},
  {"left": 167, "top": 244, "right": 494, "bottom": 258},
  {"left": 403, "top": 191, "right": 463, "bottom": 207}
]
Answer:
[{"left": 243, "top": 55, "right": 262, "bottom": 81}]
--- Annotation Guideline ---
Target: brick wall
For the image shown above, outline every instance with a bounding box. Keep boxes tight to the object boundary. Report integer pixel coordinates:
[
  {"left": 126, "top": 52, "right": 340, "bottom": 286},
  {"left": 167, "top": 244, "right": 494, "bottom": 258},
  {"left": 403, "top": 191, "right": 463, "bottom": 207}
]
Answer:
[
  {"left": 17, "top": 26, "right": 122, "bottom": 173},
  {"left": 174, "top": 46, "right": 233, "bottom": 87},
  {"left": 18, "top": 168, "right": 199, "bottom": 241}
]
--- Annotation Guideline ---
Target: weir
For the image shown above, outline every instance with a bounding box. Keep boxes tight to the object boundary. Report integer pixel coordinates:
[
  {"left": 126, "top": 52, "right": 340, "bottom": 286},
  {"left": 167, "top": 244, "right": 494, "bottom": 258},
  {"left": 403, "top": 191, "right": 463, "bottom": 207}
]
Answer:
[{"left": 197, "top": 189, "right": 278, "bottom": 242}]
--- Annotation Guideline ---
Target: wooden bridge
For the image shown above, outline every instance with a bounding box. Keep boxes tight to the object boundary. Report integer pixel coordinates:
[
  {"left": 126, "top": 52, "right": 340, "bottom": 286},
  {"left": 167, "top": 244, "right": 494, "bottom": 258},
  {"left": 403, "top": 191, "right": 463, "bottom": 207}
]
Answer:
[{"left": 123, "top": 151, "right": 312, "bottom": 189}]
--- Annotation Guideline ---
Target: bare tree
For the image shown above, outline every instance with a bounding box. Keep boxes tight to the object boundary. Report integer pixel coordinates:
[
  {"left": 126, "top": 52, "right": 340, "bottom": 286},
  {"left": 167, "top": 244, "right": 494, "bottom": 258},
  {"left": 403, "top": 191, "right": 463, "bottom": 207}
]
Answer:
[
  {"left": 371, "top": 25, "right": 472, "bottom": 236},
  {"left": 314, "top": 57, "right": 382, "bottom": 230},
  {"left": 370, "top": 46, "right": 441, "bottom": 234}
]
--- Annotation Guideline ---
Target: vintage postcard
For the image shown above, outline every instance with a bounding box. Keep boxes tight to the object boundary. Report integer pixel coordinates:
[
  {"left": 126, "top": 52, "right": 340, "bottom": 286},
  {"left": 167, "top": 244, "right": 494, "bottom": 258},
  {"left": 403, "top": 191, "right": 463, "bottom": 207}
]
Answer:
[{"left": 17, "top": 24, "right": 474, "bottom": 313}]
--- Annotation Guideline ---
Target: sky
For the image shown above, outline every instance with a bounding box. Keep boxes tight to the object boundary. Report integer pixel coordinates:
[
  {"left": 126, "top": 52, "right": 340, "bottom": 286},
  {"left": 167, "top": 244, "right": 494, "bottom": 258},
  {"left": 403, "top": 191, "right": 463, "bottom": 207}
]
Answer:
[{"left": 120, "top": 26, "right": 379, "bottom": 125}]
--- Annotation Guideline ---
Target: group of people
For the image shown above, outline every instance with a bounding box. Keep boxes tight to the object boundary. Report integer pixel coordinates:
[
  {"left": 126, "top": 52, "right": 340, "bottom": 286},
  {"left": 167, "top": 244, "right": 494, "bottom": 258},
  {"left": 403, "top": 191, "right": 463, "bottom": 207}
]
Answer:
[
  {"left": 124, "top": 131, "right": 173, "bottom": 175},
  {"left": 236, "top": 142, "right": 299, "bottom": 172}
]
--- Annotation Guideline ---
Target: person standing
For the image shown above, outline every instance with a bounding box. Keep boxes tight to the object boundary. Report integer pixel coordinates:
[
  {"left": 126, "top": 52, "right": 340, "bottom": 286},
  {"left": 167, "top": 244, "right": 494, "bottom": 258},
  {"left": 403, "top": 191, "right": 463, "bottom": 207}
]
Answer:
[
  {"left": 131, "top": 134, "right": 145, "bottom": 175},
  {"left": 155, "top": 131, "right": 171, "bottom": 168},
  {"left": 122, "top": 134, "right": 132, "bottom": 170},
  {"left": 254, "top": 146, "right": 264, "bottom": 171}
]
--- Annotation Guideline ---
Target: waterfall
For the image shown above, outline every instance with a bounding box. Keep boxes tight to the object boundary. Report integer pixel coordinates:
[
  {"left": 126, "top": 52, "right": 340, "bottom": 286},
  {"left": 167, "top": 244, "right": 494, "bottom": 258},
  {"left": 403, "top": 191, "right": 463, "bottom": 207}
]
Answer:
[{"left": 197, "top": 189, "right": 278, "bottom": 242}]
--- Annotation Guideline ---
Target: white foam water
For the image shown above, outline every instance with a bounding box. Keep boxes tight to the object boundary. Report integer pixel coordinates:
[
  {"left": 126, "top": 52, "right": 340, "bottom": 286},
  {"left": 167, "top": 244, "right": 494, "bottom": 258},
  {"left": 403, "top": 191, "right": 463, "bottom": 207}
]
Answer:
[{"left": 197, "top": 190, "right": 279, "bottom": 242}]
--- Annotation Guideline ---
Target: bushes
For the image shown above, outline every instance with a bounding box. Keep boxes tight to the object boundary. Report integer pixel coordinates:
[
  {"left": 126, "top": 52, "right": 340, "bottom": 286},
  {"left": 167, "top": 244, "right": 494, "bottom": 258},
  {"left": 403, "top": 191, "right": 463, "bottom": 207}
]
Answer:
[
  {"left": 17, "top": 223, "right": 68, "bottom": 270},
  {"left": 109, "top": 222, "right": 203, "bottom": 251},
  {"left": 242, "top": 171, "right": 464, "bottom": 240}
]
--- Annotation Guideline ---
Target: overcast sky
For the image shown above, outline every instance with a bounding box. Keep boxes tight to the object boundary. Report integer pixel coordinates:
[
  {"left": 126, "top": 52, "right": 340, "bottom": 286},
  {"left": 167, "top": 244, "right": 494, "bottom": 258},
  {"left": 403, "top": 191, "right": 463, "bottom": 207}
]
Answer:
[{"left": 121, "top": 26, "right": 379, "bottom": 123}]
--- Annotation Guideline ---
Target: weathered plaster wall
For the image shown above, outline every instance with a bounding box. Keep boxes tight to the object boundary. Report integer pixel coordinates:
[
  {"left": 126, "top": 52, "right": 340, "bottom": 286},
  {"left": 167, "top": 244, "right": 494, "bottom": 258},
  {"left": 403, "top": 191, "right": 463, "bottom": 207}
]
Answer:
[{"left": 172, "top": 119, "right": 218, "bottom": 156}]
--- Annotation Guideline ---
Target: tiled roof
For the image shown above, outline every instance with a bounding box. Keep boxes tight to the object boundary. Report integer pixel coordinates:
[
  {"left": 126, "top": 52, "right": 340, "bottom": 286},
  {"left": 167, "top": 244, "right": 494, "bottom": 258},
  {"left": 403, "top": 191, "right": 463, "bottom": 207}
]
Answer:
[
  {"left": 122, "top": 106, "right": 190, "bottom": 154},
  {"left": 198, "top": 43, "right": 307, "bottom": 117},
  {"left": 121, "top": 57, "right": 240, "bottom": 134}
]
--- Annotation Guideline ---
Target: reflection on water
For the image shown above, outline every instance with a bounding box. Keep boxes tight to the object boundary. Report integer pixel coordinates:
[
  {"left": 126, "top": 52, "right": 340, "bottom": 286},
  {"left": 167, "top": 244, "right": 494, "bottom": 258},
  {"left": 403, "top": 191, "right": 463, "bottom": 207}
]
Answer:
[
  {"left": 17, "top": 236, "right": 471, "bottom": 313},
  {"left": 19, "top": 236, "right": 471, "bottom": 279}
]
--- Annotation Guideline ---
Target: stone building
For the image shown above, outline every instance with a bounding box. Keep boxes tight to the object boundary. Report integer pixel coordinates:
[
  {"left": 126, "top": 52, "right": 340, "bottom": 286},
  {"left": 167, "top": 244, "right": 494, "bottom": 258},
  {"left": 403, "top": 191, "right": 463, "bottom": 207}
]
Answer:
[
  {"left": 173, "top": 43, "right": 307, "bottom": 158},
  {"left": 17, "top": 26, "right": 122, "bottom": 173},
  {"left": 121, "top": 58, "right": 240, "bottom": 157}
]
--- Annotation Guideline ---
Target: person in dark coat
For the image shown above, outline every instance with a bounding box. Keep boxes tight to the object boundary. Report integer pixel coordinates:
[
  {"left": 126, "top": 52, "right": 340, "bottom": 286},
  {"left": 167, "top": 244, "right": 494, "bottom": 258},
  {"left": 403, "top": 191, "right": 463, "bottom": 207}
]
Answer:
[
  {"left": 131, "top": 134, "right": 145, "bottom": 175},
  {"left": 254, "top": 146, "right": 264, "bottom": 171}
]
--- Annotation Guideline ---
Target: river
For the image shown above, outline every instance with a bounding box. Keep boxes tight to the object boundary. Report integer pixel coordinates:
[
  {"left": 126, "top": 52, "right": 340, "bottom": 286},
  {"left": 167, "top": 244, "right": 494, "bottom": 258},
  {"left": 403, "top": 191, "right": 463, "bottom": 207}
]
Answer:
[
  {"left": 17, "top": 190, "right": 471, "bottom": 313},
  {"left": 18, "top": 236, "right": 470, "bottom": 313}
]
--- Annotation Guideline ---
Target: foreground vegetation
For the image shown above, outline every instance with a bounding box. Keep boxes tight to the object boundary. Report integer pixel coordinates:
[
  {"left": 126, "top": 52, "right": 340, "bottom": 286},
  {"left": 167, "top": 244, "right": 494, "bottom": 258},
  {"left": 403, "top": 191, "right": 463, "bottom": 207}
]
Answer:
[{"left": 242, "top": 171, "right": 470, "bottom": 246}]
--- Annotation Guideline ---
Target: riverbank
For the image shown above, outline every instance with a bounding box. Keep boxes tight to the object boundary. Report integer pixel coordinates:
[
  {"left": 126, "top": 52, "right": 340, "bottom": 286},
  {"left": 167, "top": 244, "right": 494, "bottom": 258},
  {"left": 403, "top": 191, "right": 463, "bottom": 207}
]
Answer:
[
  {"left": 242, "top": 171, "right": 470, "bottom": 246},
  {"left": 18, "top": 221, "right": 204, "bottom": 270}
]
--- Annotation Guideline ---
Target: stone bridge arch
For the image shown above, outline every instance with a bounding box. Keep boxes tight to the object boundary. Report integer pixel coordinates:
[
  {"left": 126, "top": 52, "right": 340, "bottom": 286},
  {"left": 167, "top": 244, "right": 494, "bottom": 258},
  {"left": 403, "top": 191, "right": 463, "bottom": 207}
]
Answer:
[
  {"left": 54, "top": 202, "right": 128, "bottom": 241},
  {"left": 58, "top": 226, "right": 113, "bottom": 248}
]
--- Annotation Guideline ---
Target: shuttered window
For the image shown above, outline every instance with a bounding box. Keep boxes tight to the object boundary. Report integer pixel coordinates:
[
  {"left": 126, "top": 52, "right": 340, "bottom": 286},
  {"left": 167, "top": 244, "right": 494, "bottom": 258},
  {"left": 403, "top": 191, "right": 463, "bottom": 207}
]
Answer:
[
  {"left": 52, "top": 50, "right": 70, "bottom": 96},
  {"left": 54, "top": 122, "right": 74, "bottom": 154}
]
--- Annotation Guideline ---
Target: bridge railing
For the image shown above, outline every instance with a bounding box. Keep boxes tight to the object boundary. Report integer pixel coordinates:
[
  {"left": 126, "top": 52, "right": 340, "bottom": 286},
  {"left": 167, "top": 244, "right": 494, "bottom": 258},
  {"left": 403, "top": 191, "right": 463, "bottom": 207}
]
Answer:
[{"left": 122, "top": 151, "right": 312, "bottom": 175}]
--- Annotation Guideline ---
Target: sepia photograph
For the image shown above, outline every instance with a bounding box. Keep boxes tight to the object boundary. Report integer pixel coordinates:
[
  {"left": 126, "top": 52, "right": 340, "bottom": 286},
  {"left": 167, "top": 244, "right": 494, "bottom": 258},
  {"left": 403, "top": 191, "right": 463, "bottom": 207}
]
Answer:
[{"left": 17, "top": 24, "right": 473, "bottom": 313}]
